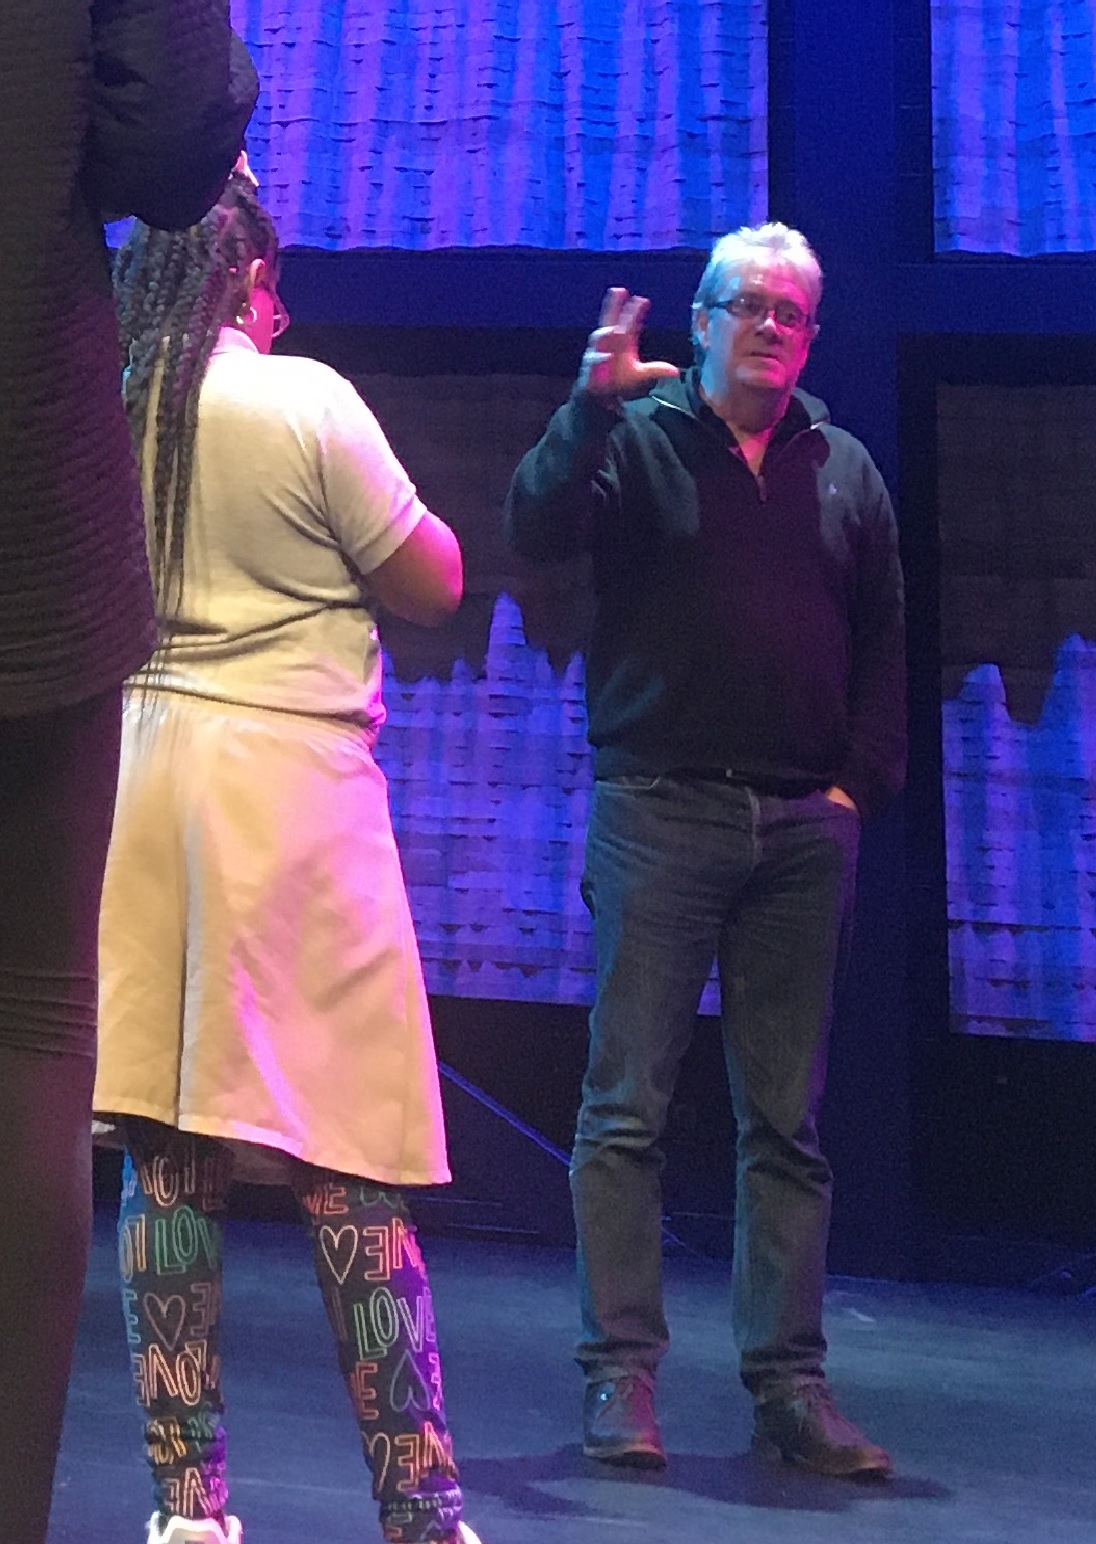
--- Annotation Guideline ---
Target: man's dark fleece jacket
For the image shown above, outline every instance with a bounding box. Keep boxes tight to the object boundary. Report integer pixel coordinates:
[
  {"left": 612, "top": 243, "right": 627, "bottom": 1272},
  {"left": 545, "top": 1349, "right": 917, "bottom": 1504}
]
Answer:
[{"left": 503, "top": 368, "right": 906, "bottom": 820}]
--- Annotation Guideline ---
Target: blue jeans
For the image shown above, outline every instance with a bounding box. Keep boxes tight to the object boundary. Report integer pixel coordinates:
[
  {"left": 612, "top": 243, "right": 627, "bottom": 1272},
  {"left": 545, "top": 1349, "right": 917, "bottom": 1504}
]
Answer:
[{"left": 571, "top": 773, "right": 860, "bottom": 1395}]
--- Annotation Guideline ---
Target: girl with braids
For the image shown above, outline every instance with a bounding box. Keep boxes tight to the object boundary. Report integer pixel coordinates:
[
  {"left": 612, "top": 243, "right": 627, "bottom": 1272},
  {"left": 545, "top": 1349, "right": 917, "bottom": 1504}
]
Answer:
[{"left": 93, "top": 169, "right": 483, "bottom": 1544}]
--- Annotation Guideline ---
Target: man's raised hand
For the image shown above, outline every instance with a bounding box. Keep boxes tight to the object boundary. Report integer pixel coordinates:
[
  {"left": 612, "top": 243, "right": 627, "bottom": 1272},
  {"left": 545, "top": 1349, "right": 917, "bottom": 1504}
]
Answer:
[{"left": 576, "top": 289, "right": 679, "bottom": 399}]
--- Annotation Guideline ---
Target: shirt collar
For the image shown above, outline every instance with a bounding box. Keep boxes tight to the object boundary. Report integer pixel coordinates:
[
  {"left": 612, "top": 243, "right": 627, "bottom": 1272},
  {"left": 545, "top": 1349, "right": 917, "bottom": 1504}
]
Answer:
[{"left": 211, "top": 325, "right": 260, "bottom": 358}]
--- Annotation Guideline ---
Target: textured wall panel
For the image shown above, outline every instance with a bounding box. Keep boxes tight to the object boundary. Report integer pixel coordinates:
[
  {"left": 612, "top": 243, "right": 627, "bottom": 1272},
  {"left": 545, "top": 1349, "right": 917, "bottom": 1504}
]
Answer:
[
  {"left": 231, "top": 0, "right": 767, "bottom": 250},
  {"left": 381, "top": 592, "right": 597, "bottom": 1004},
  {"left": 939, "top": 384, "right": 1096, "bottom": 1040},
  {"left": 933, "top": 0, "right": 1096, "bottom": 253},
  {"left": 358, "top": 369, "right": 720, "bottom": 1010}
]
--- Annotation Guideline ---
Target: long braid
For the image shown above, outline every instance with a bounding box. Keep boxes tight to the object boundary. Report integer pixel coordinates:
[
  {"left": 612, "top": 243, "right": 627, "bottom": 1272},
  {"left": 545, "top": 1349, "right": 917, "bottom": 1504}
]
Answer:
[{"left": 114, "top": 177, "right": 280, "bottom": 642}]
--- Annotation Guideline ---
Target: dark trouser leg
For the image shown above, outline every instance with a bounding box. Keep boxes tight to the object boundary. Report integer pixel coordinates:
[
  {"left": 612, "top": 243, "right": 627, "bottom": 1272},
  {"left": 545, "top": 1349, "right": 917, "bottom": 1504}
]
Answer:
[
  {"left": 572, "top": 776, "right": 754, "bottom": 1381},
  {"left": 119, "top": 1121, "right": 234, "bottom": 1522},
  {"left": 0, "top": 689, "right": 122, "bottom": 1544},
  {"left": 0, "top": 1045, "right": 97, "bottom": 1544},
  {"left": 295, "top": 1173, "right": 463, "bottom": 1544},
  {"left": 719, "top": 793, "right": 860, "bottom": 1395}
]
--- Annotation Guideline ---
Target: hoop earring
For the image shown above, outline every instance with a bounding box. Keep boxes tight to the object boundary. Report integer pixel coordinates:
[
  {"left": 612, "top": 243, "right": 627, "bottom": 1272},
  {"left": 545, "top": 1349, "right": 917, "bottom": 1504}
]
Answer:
[{"left": 236, "top": 303, "right": 258, "bottom": 327}]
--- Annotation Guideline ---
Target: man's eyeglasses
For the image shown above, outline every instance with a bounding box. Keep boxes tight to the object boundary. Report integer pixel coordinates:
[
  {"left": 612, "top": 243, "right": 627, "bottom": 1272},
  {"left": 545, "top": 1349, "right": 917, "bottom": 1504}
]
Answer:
[{"left": 709, "top": 293, "right": 811, "bottom": 333}]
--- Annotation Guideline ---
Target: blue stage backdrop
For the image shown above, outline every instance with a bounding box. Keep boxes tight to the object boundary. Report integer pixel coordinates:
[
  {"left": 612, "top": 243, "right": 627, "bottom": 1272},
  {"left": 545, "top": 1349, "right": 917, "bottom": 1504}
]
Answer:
[
  {"left": 932, "top": 0, "right": 1096, "bottom": 253},
  {"left": 230, "top": 0, "right": 767, "bottom": 250},
  {"left": 353, "top": 370, "right": 723, "bottom": 1012},
  {"left": 938, "top": 384, "right": 1096, "bottom": 1042}
]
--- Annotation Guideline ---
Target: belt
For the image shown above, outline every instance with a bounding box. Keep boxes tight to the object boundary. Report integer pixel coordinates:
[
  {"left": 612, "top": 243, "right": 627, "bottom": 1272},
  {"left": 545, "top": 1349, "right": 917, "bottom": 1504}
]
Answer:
[{"left": 672, "top": 768, "right": 825, "bottom": 800}]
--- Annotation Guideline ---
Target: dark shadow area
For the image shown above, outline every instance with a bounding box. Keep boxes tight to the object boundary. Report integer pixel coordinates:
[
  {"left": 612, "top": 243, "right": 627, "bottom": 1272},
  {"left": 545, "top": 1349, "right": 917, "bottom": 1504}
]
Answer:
[{"left": 456, "top": 1445, "right": 948, "bottom": 1518}]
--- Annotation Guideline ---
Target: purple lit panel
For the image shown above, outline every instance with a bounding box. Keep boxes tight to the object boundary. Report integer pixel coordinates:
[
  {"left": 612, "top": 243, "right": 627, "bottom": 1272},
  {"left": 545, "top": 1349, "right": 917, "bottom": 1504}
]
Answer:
[
  {"left": 231, "top": 0, "right": 767, "bottom": 251},
  {"left": 938, "top": 384, "right": 1096, "bottom": 1040},
  {"left": 943, "top": 646, "right": 1096, "bottom": 1040},
  {"left": 933, "top": 0, "right": 1096, "bottom": 253}
]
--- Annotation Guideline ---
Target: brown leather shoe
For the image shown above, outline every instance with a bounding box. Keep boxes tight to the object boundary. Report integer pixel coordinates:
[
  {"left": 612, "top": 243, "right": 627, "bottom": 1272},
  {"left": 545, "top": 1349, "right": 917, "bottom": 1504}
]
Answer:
[
  {"left": 582, "top": 1374, "right": 666, "bottom": 1468},
  {"left": 752, "top": 1381, "right": 892, "bottom": 1479}
]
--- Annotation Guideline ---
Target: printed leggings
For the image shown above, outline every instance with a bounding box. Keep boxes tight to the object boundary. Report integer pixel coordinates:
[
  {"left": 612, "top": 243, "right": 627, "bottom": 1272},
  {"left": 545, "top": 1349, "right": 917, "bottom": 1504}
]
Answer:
[{"left": 119, "top": 1120, "right": 463, "bottom": 1543}]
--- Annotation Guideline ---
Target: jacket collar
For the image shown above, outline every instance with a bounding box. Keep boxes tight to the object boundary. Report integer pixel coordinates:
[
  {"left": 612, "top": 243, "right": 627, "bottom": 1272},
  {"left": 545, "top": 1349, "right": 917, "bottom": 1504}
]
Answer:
[{"left": 652, "top": 366, "right": 826, "bottom": 447}]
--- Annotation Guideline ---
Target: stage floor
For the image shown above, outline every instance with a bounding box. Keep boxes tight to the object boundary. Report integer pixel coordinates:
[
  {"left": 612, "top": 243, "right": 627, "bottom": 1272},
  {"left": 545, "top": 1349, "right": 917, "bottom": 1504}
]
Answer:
[{"left": 48, "top": 1206, "right": 1093, "bottom": 1544}]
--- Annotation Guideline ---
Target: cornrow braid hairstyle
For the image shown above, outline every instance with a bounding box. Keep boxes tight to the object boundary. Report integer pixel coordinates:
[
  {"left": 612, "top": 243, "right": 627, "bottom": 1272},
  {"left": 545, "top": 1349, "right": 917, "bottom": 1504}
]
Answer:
[{"left": 113, "top": 173, "right": 280, "bottom": 640}]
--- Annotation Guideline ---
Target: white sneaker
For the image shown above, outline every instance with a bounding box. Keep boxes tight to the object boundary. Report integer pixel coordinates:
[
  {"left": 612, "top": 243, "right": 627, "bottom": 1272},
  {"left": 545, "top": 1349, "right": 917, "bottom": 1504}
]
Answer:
[
  {"left": 456, "top": 1526, "right": 485, "bottom": 1544},
  {"left": 146, "top": 1516, "right": 242, "bottom": 1544}
]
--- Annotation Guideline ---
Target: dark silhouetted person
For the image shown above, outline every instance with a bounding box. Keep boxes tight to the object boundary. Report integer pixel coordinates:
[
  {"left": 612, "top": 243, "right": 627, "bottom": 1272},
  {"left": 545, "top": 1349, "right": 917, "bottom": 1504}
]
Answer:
[{"left": 0, "top": 7, "right": 256, "bottom": 1540}]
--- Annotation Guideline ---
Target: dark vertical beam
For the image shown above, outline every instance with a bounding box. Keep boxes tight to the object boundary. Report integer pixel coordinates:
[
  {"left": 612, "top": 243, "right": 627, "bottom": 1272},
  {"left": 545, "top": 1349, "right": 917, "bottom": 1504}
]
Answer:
[
  {"left": 766, "top": 0, "right": 797, "bottom": 227},
  {"left": 897, "top": 335, "right": 948, "bottom": 1264},
  {"left": 767, "top": 0, "right": 899, "bottom": 478},
  {"left": 769, "top": 0, "right": 912, "bottom": 1278},
  {"left": 895, "top": 0, "right": 936, "bottom": 261}
]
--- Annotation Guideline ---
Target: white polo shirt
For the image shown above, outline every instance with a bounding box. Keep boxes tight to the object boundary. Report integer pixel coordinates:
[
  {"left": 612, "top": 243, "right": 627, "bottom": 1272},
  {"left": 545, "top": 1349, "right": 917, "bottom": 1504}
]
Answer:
[{"left": 136, "top": 327, "right": 425, "bottom": 735}]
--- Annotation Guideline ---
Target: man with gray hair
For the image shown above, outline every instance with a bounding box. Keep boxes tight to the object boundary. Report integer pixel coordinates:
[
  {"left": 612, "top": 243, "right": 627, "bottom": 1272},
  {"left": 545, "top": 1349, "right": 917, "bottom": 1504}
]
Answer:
[{"left": 504, "top": 223, "right": 905, "bottom": 1478}]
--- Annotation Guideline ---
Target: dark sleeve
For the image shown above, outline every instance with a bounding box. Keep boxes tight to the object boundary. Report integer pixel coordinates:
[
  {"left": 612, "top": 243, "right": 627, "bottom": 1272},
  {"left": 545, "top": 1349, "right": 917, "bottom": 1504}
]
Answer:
[
  {"left": 503, "top": 390, "right": 623, "bottom": 564},
  {"left": 837, "top": 463, "right": 908, "bottom": 820},
  {"left": 85, "top": 0, "right": 258, "bottom": 229}
]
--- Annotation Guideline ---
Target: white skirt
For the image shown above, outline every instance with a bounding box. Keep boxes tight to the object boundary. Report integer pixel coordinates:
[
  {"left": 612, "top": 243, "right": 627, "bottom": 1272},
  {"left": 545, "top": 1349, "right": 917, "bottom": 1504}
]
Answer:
[{"left": 93, "top": 693, "right": 450, "bottom": 1187}]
